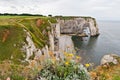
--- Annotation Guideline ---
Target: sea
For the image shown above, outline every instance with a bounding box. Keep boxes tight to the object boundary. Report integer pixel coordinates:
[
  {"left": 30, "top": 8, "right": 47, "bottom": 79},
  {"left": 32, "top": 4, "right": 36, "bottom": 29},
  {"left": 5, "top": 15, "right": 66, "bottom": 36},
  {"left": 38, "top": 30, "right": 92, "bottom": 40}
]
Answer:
[{"left": 72, "top": 21, "right": 120, "bottom": 66}]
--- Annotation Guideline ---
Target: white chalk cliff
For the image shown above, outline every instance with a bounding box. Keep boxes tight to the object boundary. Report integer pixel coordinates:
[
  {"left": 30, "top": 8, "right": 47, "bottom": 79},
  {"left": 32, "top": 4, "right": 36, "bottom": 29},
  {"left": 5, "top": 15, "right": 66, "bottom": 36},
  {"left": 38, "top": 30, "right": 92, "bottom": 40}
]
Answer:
[
  {"left": 22, "top": 17, "right": 99, "bottom": 60},
  {"left": 59, "top": 17, "right": 99, "bottom": 36}
]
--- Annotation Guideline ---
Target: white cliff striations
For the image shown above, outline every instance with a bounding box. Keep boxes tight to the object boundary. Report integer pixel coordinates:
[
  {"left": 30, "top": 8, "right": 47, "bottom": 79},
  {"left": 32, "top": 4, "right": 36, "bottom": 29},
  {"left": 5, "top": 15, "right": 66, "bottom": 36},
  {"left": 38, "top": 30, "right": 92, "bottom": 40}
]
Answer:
[
  {"left": 51, "top": 17, "right": 100, "bottom": 53},
  {"left": 59, "top": 17, "right": 99, "bottom": 37},
  {"left": 23, "top": 30, "right": 49, "bottom": 61},
  {"left": 22, "top": 17, "right": 99, "bottom": 61}
]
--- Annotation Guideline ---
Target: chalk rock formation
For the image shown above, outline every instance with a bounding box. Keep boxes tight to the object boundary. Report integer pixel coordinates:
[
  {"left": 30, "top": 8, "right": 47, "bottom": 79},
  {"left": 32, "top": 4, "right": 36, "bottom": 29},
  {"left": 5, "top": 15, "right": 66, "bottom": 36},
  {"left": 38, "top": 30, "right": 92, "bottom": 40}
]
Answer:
[
  {"left": 101, "top": 54, "right": 118, "bottom": 65},
  {"left": 22, "top": 17, "right": 100, "bottom": 61},
  {"left": 22, "top": 30, "right": 49, "bottom": 61},
  {"left": 59, "top": 35, "right": 74, "bottom": 53},
  {"left": 59, "top": 17, "right": 99, "bottom": 37}
]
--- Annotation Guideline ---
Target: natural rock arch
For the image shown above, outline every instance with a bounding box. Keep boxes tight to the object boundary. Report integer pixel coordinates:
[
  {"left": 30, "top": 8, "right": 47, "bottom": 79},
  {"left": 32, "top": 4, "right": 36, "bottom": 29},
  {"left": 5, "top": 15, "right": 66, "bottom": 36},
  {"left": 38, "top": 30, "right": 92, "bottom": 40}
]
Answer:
[{"left": 59, "top": 18, "right": 99, "bottom": 37}]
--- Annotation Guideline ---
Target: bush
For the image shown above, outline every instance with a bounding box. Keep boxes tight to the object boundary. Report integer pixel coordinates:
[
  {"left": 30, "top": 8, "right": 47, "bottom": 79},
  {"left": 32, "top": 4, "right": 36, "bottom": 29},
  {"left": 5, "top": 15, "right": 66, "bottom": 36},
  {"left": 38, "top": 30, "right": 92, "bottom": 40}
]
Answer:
[{"left": 36, "top": 53, "right": 90, "bottom": 80}]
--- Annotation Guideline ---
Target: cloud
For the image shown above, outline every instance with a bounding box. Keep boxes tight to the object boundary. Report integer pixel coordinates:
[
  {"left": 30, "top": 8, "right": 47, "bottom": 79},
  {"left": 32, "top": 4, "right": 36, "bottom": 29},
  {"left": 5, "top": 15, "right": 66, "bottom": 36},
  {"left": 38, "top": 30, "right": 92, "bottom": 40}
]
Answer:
[{"left": 0, "top": 0, "right": 120, "bottom": 20}]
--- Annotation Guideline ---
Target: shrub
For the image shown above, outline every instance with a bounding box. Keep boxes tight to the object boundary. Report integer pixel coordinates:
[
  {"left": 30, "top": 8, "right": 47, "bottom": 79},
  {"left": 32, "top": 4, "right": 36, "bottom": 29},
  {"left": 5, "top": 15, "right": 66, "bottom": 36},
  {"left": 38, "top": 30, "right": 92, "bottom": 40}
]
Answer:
[{"left": 36, "top": 53, "right": 90, "bottom": 80}]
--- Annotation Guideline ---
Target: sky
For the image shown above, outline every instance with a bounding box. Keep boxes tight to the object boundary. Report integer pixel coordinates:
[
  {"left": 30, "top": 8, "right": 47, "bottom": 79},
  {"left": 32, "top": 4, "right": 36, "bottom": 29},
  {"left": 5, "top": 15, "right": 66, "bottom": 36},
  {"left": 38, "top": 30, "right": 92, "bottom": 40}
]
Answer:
[{"left": 0, "top": 0, "right": 120, "bottom": 20}]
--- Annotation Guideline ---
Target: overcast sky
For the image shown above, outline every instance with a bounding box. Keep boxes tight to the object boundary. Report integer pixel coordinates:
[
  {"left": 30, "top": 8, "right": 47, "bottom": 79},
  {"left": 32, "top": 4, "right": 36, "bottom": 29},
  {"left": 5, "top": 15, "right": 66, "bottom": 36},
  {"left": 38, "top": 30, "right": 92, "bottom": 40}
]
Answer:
[{"left": 0, "top": 0, "right": 120, "bottom": 20}]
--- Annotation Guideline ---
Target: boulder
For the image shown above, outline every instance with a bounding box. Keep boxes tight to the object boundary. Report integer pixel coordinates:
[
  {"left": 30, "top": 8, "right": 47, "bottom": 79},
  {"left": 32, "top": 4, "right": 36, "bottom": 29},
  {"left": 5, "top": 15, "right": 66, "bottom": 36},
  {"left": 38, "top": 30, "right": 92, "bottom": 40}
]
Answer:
[{"left": 101, "top": 54, "right": 119, "bottom": 65}]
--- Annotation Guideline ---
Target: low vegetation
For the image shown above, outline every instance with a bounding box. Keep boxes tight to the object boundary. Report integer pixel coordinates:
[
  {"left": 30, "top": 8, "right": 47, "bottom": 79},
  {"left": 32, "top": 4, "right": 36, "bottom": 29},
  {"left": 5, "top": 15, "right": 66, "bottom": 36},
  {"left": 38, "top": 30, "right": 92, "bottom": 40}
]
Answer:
[
  {"left": 0, "top": 25, "right": 26, "bottom": 64},
  {"left": 0, "top": 60, "right": 40, "bottom": 80},
  {"left": 36, "top": 52, "right": 90, "bottom": 80},
  {"left": 0, "top": 51, "right": 90, "bottom": 80},
  {"left": 90, "top": 57, "right": 120, "bottom": 80}
]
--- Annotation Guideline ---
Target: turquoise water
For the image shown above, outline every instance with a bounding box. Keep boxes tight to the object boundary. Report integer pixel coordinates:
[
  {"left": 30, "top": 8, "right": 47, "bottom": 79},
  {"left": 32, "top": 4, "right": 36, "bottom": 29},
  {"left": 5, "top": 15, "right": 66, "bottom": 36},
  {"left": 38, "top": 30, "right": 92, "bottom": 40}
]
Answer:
[{"left": 72, "top": 21, "right": 120, "bottom": 66}]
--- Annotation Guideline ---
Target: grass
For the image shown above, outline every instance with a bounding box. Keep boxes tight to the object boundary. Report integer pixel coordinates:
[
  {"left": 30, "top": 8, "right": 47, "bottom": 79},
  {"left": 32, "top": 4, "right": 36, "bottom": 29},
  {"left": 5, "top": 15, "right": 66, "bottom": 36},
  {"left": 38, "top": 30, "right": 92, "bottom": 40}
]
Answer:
[
  {"left": 113, "top": 75, "right": 120, "bottom": 80},
  {"left": 0, "top": 15, "right": 44, "bottom": 19},
  {"left": 0, "top": 60, "right": 40, "bottom": 80},
  {"left": 90, "top": 57, "right": 120, "bottom": 80},
  {"left": 0, "top": 15, "right": 57, "bottom": 63},
  {"left": 0, "top": 25, "right": 26, "bottom": 64}
]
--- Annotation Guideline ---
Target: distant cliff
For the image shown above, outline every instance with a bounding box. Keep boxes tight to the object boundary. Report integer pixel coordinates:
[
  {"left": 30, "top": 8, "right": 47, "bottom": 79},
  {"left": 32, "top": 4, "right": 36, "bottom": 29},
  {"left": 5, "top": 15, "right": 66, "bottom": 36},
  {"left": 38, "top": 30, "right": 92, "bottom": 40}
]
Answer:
[
  {"left": 49, "top": 16, "right": 100, "bottom": 59},
  {"left": 58, "top": 17, "right": 99, "bottom": 37}
]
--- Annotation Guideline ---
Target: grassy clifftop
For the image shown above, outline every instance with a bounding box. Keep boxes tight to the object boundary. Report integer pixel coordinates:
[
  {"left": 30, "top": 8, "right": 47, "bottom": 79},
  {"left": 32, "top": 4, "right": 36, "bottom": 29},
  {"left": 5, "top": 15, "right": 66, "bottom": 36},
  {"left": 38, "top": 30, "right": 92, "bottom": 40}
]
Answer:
[{"left": 0, "top": 16, "right": 57, "bottom": 63}]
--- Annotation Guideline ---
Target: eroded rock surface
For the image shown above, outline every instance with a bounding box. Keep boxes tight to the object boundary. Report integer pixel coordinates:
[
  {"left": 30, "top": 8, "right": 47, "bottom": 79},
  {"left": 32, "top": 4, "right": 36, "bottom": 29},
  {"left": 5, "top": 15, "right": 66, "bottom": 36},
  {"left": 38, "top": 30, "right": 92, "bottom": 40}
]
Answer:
[
  {"left": 59, "top": 18, "right": 99, "bottom": 37},
  {"left": 101, "top": 54, "right": 119, "bottom": 65},
  {"left": 22, "top": 29, "right": 49, "bottom": 61}
]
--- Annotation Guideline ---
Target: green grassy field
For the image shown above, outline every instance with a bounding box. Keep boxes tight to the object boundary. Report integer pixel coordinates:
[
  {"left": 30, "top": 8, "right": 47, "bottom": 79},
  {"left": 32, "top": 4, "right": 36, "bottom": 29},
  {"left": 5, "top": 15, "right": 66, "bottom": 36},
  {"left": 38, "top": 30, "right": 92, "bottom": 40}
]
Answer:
[{"left": 0, "top": 15, "right": 43, "bottom": 19}]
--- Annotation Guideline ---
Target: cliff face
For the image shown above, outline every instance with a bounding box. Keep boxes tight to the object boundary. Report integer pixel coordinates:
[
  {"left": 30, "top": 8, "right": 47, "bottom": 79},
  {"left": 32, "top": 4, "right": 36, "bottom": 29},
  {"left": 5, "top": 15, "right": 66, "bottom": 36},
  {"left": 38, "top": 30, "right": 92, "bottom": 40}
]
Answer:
[
  {"left": 22, "top": 29, "right": 49, "bottom": 61},
  {"left": 59, "top": 17, "right": 99, "bottom": 37},
  {"left": 48, "top": 17, "right": 100, "bottom": 58},
  {"left": 50, "top": 17, "right": 99, "bottom": 52}
]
